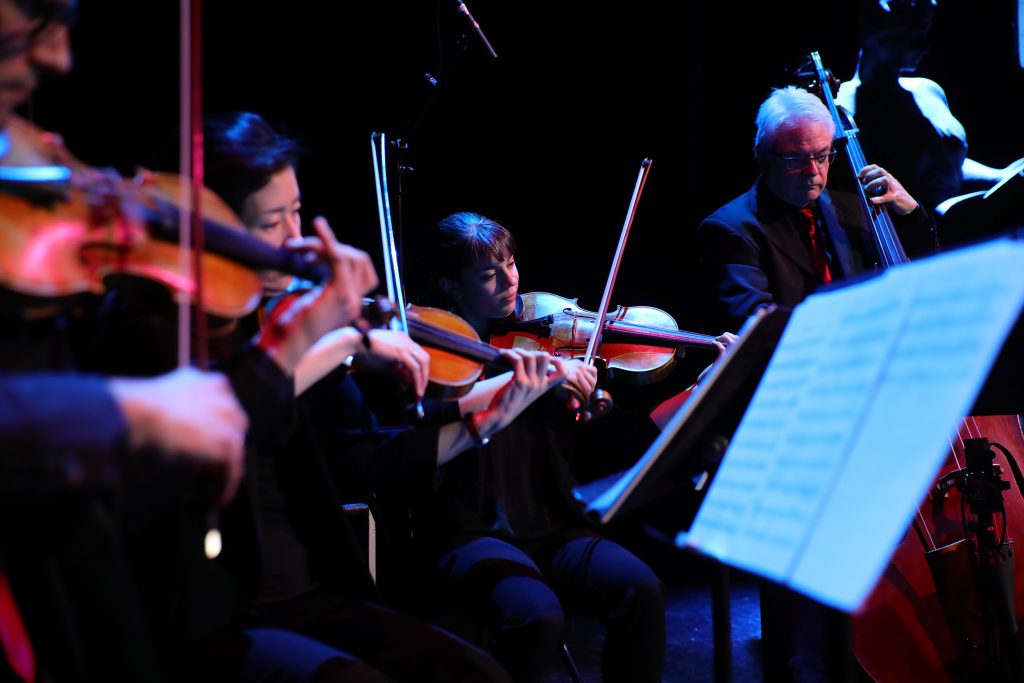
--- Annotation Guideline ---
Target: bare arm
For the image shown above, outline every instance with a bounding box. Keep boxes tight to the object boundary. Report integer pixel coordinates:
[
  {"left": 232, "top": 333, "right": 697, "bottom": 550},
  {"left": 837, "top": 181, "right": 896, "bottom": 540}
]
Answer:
[{"left": 436, "top": 349, "right": 565, "bottom": 466}]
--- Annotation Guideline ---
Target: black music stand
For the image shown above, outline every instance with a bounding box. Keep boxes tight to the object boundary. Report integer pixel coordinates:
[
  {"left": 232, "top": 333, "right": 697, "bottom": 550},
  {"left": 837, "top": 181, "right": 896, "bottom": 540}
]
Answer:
[
  {"left": 574, "top": 306, "right": 790, "bottom": 683},
  {"left": 576, "top": 235, "right": 1024, "bottom": 682},
  {"left": 575, "top": 305, "right": 791, "bottom": 528}
]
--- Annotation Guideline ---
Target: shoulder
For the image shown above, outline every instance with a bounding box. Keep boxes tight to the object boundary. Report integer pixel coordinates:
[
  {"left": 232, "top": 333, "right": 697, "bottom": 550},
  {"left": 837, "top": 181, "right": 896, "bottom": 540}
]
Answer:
[
  {"left": 836, "top": 77, "right": 859, "bottom": 115},
  {"left": 899, "top": 77, "right": 966, "bottom": 141},
  {"left": 701, "top": 185, "right": 759, "bottom": 231},
  {"left": 900, "top": 76, "right": 945, "bottom": 102}
]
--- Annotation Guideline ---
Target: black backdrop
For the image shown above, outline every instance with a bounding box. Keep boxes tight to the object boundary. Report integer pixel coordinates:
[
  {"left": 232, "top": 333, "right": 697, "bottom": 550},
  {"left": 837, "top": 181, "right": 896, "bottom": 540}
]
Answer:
[{"left": 26, "top": 0, "right": 1024, "bottom": 351}]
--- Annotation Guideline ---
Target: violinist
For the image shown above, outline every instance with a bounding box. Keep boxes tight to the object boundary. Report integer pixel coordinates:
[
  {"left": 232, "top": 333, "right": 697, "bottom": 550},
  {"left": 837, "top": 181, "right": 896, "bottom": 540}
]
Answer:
[
  {"left": 0, "top": 3, "right": 258, "bottom": 680},
  {"left": 410, "top": 211, "right": 666, "bottom": 683},
  {"left": 695, "top": 84, "right": 937, "bottom": 682},
  {"left": 185, "top": 111, "right": 592, "bottom": 682},
  {"left": 0, "top": 3, "right": 432, "bottom": 680},
  {"left": 697, "top": 84, "right": 936, "bottom": 334}
]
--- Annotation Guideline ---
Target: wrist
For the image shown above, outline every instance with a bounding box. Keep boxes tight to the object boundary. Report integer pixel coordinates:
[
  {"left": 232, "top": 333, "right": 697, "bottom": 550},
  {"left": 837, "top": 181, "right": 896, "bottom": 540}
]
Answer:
[
  {"left": 463, "top": 410, "right": 494, "bottom": 447},
  {"left": 351, "top": 321, "right": 375, "bottom": 360},
  {"left": 108, "top": 378, "right": 155, "bottom": 451}
]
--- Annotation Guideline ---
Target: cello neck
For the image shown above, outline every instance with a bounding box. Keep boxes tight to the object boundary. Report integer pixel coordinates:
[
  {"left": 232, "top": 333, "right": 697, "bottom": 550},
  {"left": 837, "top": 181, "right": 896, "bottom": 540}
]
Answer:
[
  {"left": 839, "top": 131, "right": 909, "bottom": 268},
  {"left": 809, "top": 52, "right": 909, "bottom": 269}
]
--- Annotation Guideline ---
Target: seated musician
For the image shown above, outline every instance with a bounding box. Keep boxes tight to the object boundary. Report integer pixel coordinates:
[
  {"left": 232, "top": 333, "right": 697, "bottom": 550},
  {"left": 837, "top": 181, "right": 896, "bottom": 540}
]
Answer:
[
  {"left": 0, "top": 4, "right": 489, "bottom": 680},
  {"left": 406, "top": 211, "right": 667, "bottom": 683},
  {"left": 697, "top": 85, "right": 936, "bottom": 334},
  {"left": 184, "top": 110, "right": 611, "bottom": 682},
  {"left": 0, "top": 3, "right": 256, "bottom": 680},
  {"left": 836, "top": 0, "right": 1023, "bottom": 224},
  {"left": 696, "top": 84, "right": 935, "bottom": 682}
]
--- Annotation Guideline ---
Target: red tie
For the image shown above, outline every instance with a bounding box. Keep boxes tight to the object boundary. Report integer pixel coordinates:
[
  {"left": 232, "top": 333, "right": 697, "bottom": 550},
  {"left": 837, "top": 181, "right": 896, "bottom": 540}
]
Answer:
[
  {"left": 800, "top": 207, "right": 832, "bottom": 284},
  {"left": 0, "top": 570, "right": 35, "bottom": 683}
]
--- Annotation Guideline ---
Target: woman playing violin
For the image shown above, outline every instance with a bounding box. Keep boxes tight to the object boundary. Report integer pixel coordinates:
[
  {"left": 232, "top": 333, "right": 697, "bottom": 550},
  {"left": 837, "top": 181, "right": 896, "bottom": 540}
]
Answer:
[
  {"left": 188, "top": 112, "right": 586, "bottom": 682},
  {"left": 412, "top": 211, "right": 666, "bottom": 683}
]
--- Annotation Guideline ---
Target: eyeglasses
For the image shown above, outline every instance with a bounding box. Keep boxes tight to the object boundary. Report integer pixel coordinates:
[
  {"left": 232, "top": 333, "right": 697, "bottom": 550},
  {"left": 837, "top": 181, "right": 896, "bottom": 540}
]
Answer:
[{"left": 772, "top": 149, "right": 838, "bottom": 171}]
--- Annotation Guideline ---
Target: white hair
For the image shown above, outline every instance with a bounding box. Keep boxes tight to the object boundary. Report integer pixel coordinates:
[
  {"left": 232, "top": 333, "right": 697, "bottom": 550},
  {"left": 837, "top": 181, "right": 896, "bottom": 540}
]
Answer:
[{"left": 753, "top": 86, "right": 836, "bottom": 154}]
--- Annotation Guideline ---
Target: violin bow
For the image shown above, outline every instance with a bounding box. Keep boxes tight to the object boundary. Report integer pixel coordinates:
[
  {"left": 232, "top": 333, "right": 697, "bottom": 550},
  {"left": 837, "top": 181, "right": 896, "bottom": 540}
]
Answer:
[
  {"left": 371, "top": 131, "right": 424, "bottom": 418},
  {"left": 578, "top": 158, "right": 653, "bottom": 418},
  {"left": 179, "top": 0, "right": 223, "bottom": 559}
]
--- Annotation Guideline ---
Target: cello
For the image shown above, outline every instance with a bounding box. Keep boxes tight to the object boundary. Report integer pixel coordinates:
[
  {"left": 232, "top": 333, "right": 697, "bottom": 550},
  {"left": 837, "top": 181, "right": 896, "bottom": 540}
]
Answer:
[{"left": 806, "top": 52, "right": 1024, "bottom": 681}]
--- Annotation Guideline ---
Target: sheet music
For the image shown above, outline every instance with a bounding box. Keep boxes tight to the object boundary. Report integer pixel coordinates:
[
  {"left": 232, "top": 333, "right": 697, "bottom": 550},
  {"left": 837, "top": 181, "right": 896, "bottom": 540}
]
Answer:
[
  {"left": 685, "top": 237, "right": 1024, "bottom": 611},
  {"left": 583, "top": 310, "right": 773, "bottom": 522}
]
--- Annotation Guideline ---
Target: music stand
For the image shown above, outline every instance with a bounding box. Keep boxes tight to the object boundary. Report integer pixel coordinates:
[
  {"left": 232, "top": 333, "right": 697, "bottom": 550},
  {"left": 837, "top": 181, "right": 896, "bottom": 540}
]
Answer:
[
  {"left": 575, "top": 305, "right": 791, "bottom": 528},
  {"left": 576, "top": 235, "right": 1024, "bottom": 681},
  {"left": 573, "top": 305, "right": 790, "bottom": 683}
]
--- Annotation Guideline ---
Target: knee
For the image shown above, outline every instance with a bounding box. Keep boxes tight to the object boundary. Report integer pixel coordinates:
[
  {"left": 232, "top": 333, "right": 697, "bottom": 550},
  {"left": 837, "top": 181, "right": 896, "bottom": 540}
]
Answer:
[
  {"left": 611, "top": 568, "right": 665, "bottom": 629},
  {"left": 634, "top": 571, "right": 665, "bottom": 613},
  {"left": 492, "top": 576, "right": 565, "bottom": 646}
]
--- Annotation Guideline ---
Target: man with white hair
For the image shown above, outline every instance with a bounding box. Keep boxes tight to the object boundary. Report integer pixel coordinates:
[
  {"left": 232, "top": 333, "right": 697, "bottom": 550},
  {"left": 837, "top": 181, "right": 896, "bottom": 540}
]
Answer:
[
  {"left": 698, "top": 85, "right": 935, "bottom": 333},
  {"left": 696, "top": 84, "right": 938, "bottom": 681}
]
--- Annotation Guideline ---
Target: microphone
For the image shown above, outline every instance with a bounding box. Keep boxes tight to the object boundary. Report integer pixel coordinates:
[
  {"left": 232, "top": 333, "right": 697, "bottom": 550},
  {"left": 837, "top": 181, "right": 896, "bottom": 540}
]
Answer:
[{"left": 454, "top": 0, "right": 498, "bottom": 61}]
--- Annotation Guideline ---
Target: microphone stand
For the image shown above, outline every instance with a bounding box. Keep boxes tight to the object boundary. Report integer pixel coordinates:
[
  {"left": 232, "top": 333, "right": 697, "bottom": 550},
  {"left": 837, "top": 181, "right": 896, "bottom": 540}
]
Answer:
[
  {"left": 961, "top": 437, "right": 1024, "bottom": 681},
  {"left": 386, "top": 0, "right": 500, "bottom": 306}
]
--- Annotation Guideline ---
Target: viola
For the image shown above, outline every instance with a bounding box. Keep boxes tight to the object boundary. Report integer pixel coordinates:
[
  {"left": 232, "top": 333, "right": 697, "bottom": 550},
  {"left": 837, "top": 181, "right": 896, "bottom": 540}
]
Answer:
[
  {"left": 809, "top": 51, "right": 1024, "bottom": 680},
  {"left": 0, "top": 120, "right": 327, "bottom": 318},
  {"left": 259, "top": 285, "right": 592, "bottom": 411},
  {"left": 492, "top": 292, "right": 722, "bottom": 385},
  {"left": 365, "top": 133, "right": 595, "bottom": 417},
  {"left": 403, "top": 303, "right": 592, "bottom": 411}
]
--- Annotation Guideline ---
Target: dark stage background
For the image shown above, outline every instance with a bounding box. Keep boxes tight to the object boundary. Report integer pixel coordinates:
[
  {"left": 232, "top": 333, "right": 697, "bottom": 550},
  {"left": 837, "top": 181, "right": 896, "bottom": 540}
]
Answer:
[{"left": 25, "top": 0, "right": 1024, "bottom": 395}]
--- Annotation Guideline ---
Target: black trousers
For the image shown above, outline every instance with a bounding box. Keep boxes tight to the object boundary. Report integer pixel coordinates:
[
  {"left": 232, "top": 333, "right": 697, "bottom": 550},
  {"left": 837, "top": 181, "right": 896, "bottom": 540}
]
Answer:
[
  {"left": 434, "top": 529, "right": 665, "bottom": 683},
  {"left": 185, "top": 589, "right": 509, "bottom": 683}
]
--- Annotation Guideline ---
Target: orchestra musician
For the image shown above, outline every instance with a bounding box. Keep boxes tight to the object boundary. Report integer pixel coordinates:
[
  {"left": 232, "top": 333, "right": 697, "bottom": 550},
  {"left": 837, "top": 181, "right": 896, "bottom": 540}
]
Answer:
[
  {"left": 191, "top": 111, "right": 606, "bottom": 682},
  {"left": 408, "top": 211, "right": 667, "bottom": 683},
  {"left": 0, "top": 2, "right": 496, "bottom": 680},
  {"left": 835, "top": 0, "right": 1022, "bottom": 224},
  {"left": 696, "top": 84, "right": 936, "bottom": 682},
  {"left": 697, "top": 84, "right": 936, "bottom": 335},
  {"left": 0, "top": 3, "right": 254, "bottom": 680}
]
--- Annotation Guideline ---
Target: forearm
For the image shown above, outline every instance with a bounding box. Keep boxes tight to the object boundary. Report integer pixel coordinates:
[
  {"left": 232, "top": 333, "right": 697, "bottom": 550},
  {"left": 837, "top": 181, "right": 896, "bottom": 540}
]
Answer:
[
  {"left": 294, "top": 327, "right": 362, "bottom": 396},
  {"left": 962, "top": 157, "right": 1005, "bottom": 184},
  {"left": 457, "top": 372, "right": 513, "bottom": 416},
  {"left": 0, "top": 375, "right": 126, "bottom": 490},
  {"left": 436, "top": 407, "right": 501, "bottom": 466}
]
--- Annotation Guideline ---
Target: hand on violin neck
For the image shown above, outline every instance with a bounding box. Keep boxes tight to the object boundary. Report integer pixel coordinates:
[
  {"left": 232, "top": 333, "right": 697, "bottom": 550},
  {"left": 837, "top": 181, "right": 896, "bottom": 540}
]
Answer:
[
  {"left": 353, "top": 329, "right": 431, "bottom": 399},
  {"left": 258, "top": 218, "right": 378, "bottom": 374},
  {"left": 477, "top": 349, "right": 557, "bottom": 435},
  {"left": 713, "top": 332, "right": 738, "bottom": 356},
  {"left": 299, "top": 217, "right": 378, "bottom": 324}
]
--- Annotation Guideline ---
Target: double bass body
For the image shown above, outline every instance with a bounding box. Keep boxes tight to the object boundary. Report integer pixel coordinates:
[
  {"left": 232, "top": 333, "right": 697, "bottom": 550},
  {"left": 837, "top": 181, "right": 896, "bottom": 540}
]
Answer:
[{"left": 853, "top": 416, "right": 1024, "bottom": 681}]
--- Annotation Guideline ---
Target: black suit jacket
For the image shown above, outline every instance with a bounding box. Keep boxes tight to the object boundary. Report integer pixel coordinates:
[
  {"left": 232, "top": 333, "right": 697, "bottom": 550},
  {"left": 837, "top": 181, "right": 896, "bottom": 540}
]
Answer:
[{"left": 697, "top": 178, "right": 936, "bottom": 332}]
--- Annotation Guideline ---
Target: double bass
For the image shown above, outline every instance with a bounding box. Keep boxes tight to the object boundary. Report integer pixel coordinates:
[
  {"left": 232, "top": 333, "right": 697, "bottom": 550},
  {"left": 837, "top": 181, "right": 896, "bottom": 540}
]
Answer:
[{"left": 807, "top": 52, "right": 1024, "bottom": 681}]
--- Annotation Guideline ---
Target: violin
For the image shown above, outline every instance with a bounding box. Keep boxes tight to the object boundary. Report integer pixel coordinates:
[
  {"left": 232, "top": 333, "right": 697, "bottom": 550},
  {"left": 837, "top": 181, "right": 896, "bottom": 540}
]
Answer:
[
  {"left": 0, "top": 119, "right": 327, "bottom": 318},
  {"left": 808, "top": 52, "right": 1024, "bottom": 681},
  {"left": 366, "top": 133, "right": 595, "bottom": 417},
  {"left": 492, "top": 292, "right": 723, "bottom": 385},
  {"left": 260, "top": 289, "right": 592, "bottom": 412},
  {"left": 403, "top": 303, "right": 592, "bottom": 411}
]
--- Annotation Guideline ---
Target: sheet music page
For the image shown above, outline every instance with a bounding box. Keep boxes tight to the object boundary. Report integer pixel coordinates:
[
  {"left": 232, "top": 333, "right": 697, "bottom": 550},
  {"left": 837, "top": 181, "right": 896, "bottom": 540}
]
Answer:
[
  {"left": 685, "top": 276, "right": 913, "bottom": 581},
  {"left": 583, "top": 311, "right": 770, "bottom": 522},
  {"left": 685, "top": 238, "right": 1024, "bottom": 610},
  {"left": 791, "top": 239, "right": 1024, "bottom": 609}
]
